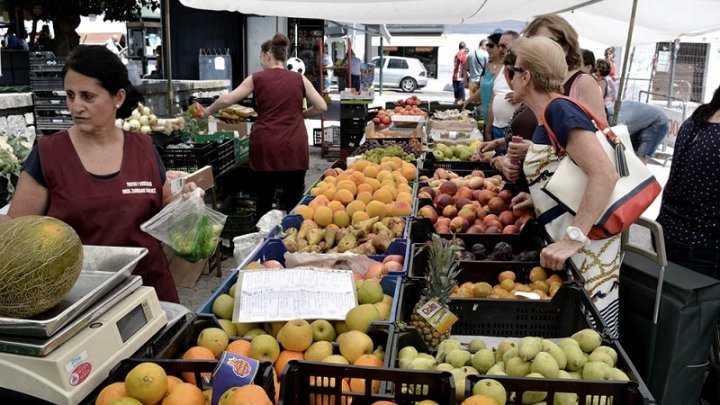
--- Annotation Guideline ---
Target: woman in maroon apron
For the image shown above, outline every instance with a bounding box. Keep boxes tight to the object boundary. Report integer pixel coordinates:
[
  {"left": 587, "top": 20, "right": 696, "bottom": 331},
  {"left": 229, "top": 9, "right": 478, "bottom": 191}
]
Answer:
[{"left": 2, "top": 46, "right": 199, "bottom": 303}]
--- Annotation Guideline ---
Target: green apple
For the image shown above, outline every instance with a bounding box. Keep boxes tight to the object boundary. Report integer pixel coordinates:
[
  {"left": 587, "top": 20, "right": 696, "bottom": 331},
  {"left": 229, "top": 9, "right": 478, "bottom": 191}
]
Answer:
[{"left": 310, "top": 319, "right": 336, "bottom": 342}]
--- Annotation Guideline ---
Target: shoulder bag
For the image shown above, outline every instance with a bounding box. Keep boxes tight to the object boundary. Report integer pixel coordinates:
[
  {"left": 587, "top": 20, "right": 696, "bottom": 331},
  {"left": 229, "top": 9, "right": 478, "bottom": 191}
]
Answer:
[{"left": 540, "top": 96, "right": 662, "bottom": 239}]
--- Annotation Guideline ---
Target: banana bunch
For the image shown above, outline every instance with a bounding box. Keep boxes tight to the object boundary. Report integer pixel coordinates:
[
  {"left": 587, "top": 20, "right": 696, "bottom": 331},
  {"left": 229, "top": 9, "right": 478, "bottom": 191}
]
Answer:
[{"left": 116, "top": 102, "right": 185, "bottom": 135}]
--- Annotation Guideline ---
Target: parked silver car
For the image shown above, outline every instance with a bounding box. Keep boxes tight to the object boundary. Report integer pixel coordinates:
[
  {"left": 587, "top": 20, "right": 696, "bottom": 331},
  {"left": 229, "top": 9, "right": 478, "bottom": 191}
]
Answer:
[{"left": 372, "top": 56, "right": 428, "bottom": 92}]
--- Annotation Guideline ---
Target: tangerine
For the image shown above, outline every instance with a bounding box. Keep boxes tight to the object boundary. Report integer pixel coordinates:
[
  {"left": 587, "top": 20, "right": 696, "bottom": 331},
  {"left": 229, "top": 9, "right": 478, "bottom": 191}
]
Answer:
[
  {"left": 161, "top": 382, "right": 205, "bottom": 405},
  {"left": 181, "top": 347, "right": 215, "bottom": 384},
  {"left": 227, "top": 384, "right": 273, "bottom": 405},
  {"left": 96, "top": 382, "right": 127, "bottom": 405},
  {"left": 274, "top": 350, "right": 305, "bottom": 376},
  {"left": 226, "top": 340, "right": 252, "bottom": 357}
]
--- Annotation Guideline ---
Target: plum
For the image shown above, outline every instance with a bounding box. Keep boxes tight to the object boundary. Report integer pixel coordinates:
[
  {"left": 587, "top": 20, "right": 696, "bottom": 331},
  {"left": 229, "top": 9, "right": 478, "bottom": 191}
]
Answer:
[{"left": 492, "top": 241, "right": 514, "bottom": 261}]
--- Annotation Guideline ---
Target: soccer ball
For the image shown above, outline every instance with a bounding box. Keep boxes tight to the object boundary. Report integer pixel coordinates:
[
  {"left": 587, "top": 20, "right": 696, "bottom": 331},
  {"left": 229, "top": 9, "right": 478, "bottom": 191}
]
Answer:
[{"left": 287, "top": 57, "right": 305, "bottom": 74}]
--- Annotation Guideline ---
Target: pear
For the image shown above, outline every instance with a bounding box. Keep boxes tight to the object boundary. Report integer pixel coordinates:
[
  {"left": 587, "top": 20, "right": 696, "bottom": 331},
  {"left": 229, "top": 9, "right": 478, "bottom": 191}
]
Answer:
[
  {"left": 531, "top": 351, "right": 560, "bottom": 378},
  {"left": 304, "top": 341, "right": 334, "bottom": 361},
  {"left": 503, "top": 347, "right": 519, "bottom": 364},
  {"left": 435, "top": 363, "right": 455, "bottom": 372},
  {"left": 591, "top": 346, "right": 618, "bottom": 366},
  {"left": 449, "top": 368, "right": 467, "bottom": 402},
  {"left": 572, "top": 328, "right": 602, "bottom": 353},
  {"left": 563, "top": 345, "right": 587, "bottom": 372},
  {"left": 495, "top": 339, "right": 517, "bottom": 363},
  {"left": 553, "top": 370, "right": 578, "bottom": 405},
  {"left": 587, "top": 351, "right": 615, "bottom": 367},
  {"left": 505, "top": 356, "right": 531, "bottom": 377},
  {"left": 541, "top": 339, "right": 567, "bottom": 370},
  {"left": 467, "top": 338, "right": 487, "bottom": 353},
  {"left": 408, "top": 356, "right": 437, "bottom": 370},
  {"left": 472, "top": 378, "right": 507, "bottom": 405},
  {"left": 356, "top": 279, "right": 384, "bottom": 305},
  {"left": 518, "top": 337, "right": 542, "bottom": 361},
  {"left": 521, "top": 373, "right": 547, "bottom": 404},
  {"left": 557, "top": 338, "right": 580, "bottom": 352},
  {"left": 582, "top": 361, "right": 612, "bottom": 380},
  {"left": 487, "top": 361, "right": 505, "bottom": 375},
  {"left": 398, "top": 346, "right": 419, "bottom": 361},
  {"left": 610, "top": 367, "right": 630, "bottom": 381},
  {"left": 436, "top": 339, "right": 462, "bottom": 362},
  {"left": 446, "top": 349, "right": 472, "bottom": 368},
  {"left": 471, "top": 348, "right": 496, "bottom": 373}
]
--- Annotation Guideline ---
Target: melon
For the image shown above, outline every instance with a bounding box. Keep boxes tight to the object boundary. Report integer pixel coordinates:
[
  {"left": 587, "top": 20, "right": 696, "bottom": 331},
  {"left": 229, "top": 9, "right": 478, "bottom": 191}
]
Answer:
[{"left": 0, "top": 215, "right": 83, "bottom": 318}]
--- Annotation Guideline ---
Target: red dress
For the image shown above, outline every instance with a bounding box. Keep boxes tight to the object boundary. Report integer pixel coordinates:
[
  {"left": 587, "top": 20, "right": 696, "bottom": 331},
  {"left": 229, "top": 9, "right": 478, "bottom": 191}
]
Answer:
[
  {"left": 38, "top": 131, "right": 179, "bottom": 302},
  {"left": 249, "top": 69, "right": 309, "bottom": 171}
]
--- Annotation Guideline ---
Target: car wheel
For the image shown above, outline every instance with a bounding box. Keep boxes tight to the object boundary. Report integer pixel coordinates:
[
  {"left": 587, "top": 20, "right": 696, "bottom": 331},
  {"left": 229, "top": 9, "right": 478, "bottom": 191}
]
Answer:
[{"left": 400, "top": 77, "right": 418, "bottom": 92}]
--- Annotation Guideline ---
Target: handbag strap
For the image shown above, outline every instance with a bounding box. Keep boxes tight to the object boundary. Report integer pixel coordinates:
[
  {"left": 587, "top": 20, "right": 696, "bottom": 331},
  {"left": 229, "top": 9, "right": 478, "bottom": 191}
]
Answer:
[{"left": 541, "top": 95, "right": 629, "bottom": 175}]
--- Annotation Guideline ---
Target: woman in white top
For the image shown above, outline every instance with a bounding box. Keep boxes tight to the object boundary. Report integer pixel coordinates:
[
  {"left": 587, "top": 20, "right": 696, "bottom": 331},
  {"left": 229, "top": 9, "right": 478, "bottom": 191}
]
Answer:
[{"left": 484, "top": 31, "right": 519, "bottom": 152}]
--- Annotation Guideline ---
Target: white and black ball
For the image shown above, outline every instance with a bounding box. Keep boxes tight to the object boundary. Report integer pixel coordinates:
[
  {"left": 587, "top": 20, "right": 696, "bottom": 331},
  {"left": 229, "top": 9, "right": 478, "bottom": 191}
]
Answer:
[{"left": 287, "top": 57, "right": 305, "bottom": 74}]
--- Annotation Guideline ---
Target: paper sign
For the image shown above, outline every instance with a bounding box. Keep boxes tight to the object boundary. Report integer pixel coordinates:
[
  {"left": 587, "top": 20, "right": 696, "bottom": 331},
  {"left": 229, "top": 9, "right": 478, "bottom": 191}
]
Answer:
[
  {"left": 416, "top": 299, "right": 458, "bottom": 334},
  {"left": 232, "top": 268, "right": 357, "bottom": 322}
]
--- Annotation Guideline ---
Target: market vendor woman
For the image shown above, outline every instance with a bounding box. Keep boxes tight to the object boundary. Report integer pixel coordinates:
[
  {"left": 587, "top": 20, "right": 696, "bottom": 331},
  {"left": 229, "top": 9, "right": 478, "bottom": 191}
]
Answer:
[
  {"left": 203, "top": 33, "right": 327, "bottom": 217},
  {"left": 0, "top": 45, "right": 198, "bottom": 303}
]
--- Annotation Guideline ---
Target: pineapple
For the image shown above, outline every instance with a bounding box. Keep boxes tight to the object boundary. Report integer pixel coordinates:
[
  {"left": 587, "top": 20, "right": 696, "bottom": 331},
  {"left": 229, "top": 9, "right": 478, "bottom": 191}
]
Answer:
[{"left": 410, "top": 234, "right": 462, "bottom": 348}]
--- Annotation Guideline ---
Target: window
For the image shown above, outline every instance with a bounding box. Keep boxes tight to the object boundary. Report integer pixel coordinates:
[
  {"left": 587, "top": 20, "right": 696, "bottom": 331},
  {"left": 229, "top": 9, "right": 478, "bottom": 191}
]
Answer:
[{"left": 388, "top": 58, "right": 408, "bottom": 69}]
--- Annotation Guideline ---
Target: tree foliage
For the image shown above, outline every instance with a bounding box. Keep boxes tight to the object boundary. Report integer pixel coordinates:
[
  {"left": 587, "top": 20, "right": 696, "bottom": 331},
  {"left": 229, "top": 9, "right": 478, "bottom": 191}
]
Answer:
[{"left": 9, "top": 0, "right": 161, "bottom": 55}]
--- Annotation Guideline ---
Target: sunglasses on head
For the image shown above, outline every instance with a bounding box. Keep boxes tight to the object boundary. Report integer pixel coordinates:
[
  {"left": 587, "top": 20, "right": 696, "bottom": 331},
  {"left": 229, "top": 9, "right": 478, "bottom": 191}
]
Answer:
[{"left": 506, "top": 65, "right": 525, "bottom": 79}]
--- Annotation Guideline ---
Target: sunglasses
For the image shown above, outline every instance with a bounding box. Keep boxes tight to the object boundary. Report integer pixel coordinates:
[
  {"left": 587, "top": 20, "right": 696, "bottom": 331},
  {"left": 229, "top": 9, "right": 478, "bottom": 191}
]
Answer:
[
  {"left": 486, "top": 43, "right": 496, "bottom": 49},
  {"left": 506, "top": 65, "right": 525, "bottom": 79}
]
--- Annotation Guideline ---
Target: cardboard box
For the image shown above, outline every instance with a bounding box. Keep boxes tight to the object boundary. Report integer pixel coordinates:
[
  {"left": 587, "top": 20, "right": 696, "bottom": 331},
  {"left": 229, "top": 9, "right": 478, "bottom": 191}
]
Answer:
[
  {"left": 216, "top": 120, "right": 252, "bottom": 137},
  {"left": 163, "top": 244, "right": 209, "bottom": 288}
]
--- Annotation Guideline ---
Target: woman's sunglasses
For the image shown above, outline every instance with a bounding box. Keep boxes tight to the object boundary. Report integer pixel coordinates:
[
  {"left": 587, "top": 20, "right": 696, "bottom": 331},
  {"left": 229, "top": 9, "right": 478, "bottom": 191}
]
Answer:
[
  {"left": 486, "top": 43, "right": 496, "bottom": 49},
  {"left": 506, "top": 65, "right": 525, "bottom": 79}
]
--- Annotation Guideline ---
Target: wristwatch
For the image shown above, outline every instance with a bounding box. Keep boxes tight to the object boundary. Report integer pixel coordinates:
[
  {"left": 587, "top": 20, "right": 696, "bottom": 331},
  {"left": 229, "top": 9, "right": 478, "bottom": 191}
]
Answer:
[{"left": 566, "top": 226, "right": 590, "bottom": 246}]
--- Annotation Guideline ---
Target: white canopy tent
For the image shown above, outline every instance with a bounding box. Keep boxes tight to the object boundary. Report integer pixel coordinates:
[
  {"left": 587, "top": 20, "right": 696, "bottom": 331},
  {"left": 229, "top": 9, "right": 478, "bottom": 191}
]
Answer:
[{"left": 179, "top": 0, "right": 720, "bottom": 45}]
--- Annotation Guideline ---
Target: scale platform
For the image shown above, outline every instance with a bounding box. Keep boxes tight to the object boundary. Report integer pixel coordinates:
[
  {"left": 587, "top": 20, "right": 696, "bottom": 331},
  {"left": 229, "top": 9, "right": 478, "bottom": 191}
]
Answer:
[
  {"left": 0, "top": 282, "right": 167, "bottom": 405},
  {"left": 0, "top": 245, "right": 148, "bottom": 338}
]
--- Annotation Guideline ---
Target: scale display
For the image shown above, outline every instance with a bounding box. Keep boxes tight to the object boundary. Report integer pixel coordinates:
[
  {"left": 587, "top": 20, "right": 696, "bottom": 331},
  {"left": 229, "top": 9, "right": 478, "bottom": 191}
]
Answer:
[{"left": 117, "top": 303, "right": 148, "bottom": 343}]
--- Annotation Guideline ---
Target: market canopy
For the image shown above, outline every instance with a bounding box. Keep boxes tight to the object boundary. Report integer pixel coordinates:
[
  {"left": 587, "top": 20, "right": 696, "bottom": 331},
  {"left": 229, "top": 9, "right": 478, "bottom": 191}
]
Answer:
[{"left": 179, "top": 0, "right": 720, "bottom": 45}]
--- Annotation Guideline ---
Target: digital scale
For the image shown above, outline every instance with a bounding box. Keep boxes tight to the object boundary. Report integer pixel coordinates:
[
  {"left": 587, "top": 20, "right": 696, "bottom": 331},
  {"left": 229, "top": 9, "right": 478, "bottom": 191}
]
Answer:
[{"left": 0, "top": 246, "right": 170, "bottom": 404}]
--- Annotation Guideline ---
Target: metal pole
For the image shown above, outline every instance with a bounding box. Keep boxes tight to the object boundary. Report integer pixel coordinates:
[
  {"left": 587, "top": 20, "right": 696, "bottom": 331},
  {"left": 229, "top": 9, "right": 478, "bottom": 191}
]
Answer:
[
  {"left": 379, "top": 37, "right": 384, "bottom": 96},
  {"left": 667, "top": 38, "right": 680, "bottom": 108},
  {"left": 612, "top": 0, "right": 639, "bottom": 126},
  {"left": 163, "top": 0, "right": 174, "bottom": 115}
]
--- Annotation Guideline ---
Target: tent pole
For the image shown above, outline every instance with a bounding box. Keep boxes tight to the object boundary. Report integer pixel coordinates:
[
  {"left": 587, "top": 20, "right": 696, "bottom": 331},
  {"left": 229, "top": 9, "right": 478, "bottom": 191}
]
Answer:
[
  {"left": 612, "top": 0, "right": 639, "bottom": 125},
  {"left": 667, "top": 38, "right": 680, "bottom": 108},
  {"left": 379, "top": 37, "right": 384, "bottom": 96},
  {"left": 163, "top": 0, "right": 174, "bottom": 115}
]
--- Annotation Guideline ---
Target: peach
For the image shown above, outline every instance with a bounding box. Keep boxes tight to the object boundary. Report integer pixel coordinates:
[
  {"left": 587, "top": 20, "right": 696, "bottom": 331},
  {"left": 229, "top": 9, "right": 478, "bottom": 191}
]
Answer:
[
  {"left": 467, "top": 176, "right": 485, "bottom": 190},
  {"left": 346, "top": 200, "right": 367, "bottom": 217},
  {"left": 498, "top": 189, "right": 514, "bottom": 204},
  {"left": 467, "top": 224, "right": 486, "bottom": 234},
  {"left": 485, "top": 226, "right": 501, "bottom": 234},
  {"left": 388, "top": 201, "right": 412, "bottom": 217},
  {"left": 435, "top": 224, "right": 450, "bottom": 233},
  {"left": 442, "top": 204, "right": 458, "bottom": 219},
  {"left": 455, "top": 197, "right": 473, "bottom": 210},
  {"left": 417, "top": 205, "right": 439, "bottom": 224},
  {"left": 449, "top": 216, "right": 470, "bottom": 233},
  {"left": 483, "top": 214, "right": 499, "bottom": 224},
  {"left": 434, "top": 194, "right": 455, "bottom": 210},
  {"left": 438, "top": 181, "right": 458, "bottom": 196},
  {"left": 488, "top": 196, "right": 508, "bottom": 211},
  {"left": 323, "top": 168, "right": 338, "bottom": 177},
  {"left": 470, "top": 170, "right": 486, "bottom": 178},
  {"left": 474, "top": 189, "right": 495, "bottom": 205},
  {"left": 436, "top": 217, "right": 451, "bottom": 227},
  {"left": 294, "top": 204, "right": 314, "bottom": 221},
  {"left": 383, "top": 255, "right": 405, "bottom": 264},
  {"left": 503, "top": 224, "right": 520, "bottom": 234},
  {"left": 498, "top": 210, "right": 516, "bottom": 226},
  {"left": 313, "top": 206, "right": 333, "bottom": 227},
  {"left": 485, "top": 219, "right": 503, "bottom": 230},
  {"left": 418, "top": 190, "right": 434, "bottom": 200},
  {"left": 454, "top": 186, "right": 474, "bottom": 201},
  {"left": 352, "top": 211, "right": 370, "bottom": 225},
  {"left": 433, "top": 168, "right": 449, "bottom": 180},
  {"left": 372, "top": 188, "right": 394, "bottom": 204},
  {"left": 327, "top": 200, "right": 346, "bottom": 213},
  {"left": 333, "top": 210, "right": 350, "bottom": 227},
  {"left": 382, "top": 260, "right": 403, "bottom": 274},
  {"left": 334, "top": 189, "right": 355, "bottom": 205},
  {"left": 356, "top": 191, "right": 373, "bottom": 205},
  {"left": 418, "top": 186, "right": 435, "bottom": 200},
  {"left": 457, "top": 207, "right": 477, "bottom": 224}
]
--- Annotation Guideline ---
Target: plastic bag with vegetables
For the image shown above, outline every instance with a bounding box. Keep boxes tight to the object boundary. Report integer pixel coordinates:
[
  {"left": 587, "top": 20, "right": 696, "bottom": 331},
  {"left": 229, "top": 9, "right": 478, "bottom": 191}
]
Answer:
[{"left": 141, "top": 188, "right": 227, "bottom": 262}]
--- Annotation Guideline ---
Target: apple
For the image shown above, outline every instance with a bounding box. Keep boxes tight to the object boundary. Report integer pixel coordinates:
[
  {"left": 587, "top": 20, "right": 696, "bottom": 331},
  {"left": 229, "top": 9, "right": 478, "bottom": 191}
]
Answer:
[
  {"left": 197, "top": 327, "right": 229, "bottom": 358},
  {"left": 334, "top": 320, "right": 350, "bottom": 336},
  {"left": 233, "top": 322, "right": 260, "bottom": 337},
  {"left": 310, "top": 319, "right": 337, "bottom": 342},
  {"left": 305, "top": 341, "right": 334, "bottom": 361},
  {"left": 277, "top": 319, "right": 314, "bottom": 352},
  {"left": 374, "top": 301, "right": 391, "bottom": 321},
  {"left": 357, "top": 279, "right": 384, "bottom": 304},
  {"left": 265, "top": 321, "right": 286, "bottom": 337},
  {"left": 338, "top": 330, "right": 374, "bottom": 363},
  {"left": 249, "top": 334, "right": 280, "bottom": 363}
]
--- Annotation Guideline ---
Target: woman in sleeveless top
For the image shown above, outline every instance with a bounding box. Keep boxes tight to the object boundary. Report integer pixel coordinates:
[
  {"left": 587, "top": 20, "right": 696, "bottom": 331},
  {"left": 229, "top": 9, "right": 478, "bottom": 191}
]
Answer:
[
  {"left": 204, "top": 34, "right": 327, "bottom": 217},
  {"left": 2, "top": 46, "right": 202, "bottom": 303},
  {"left": 507, "top": 37, "right": 623, "bottom": 336},
  {"left": 462, "top": 33, "right": 503, "bottom": 135}
]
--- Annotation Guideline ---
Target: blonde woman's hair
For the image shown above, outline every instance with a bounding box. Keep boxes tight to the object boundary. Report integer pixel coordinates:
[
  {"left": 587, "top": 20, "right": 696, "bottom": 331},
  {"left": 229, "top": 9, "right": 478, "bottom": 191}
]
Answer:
[
  {"left": 523, "top": 14, "right": 582, "bottom": 70},
  {"left": 510, "top": 36, "right": 567, "bottom": 93}
]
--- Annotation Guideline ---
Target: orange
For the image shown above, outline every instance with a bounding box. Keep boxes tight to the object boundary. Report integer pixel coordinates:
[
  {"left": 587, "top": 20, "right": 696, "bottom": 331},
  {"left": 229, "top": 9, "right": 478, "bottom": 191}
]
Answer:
[
  {"left": 227, "top": 384, "right": 273, "bottom": 405},
  {"left": 353, "top": 354, "right": 383, "bottom": 367},
  {"left": 313, "top": 206, "right": 333, "bottom": 227},
  {"left": 226, "top": 340, "right": 252, "bottom": 357},
  {"left": 181, "top": 346, "right": 215, "bottom": 384},
  {"left": 124, "top": 362, "right": 168, "bottom": 405},
  {"left": 345, "top": 200, "right": 367, "bottom": 218},
  {"left": 294, "top": 204, "right": 314, "bottom": 221},
  {"left": 334, "top": 189, "right": 355, "bottom": 205},
  {"left": 161, "top": 382, "right": 205, "bottom": 405},
  {"left": 461, "top": 395, "right": 499, "bottom": 405},
  {"left": 166, "top": 375, "right": 184, "bottom": 392},
  {"left": 350, "top": 354, "right": 383, "bottom": 393},
  {"left": 96, "top": 382, "right": 127, "bottom": 405},
  {"left": 274, "top": 350, "right": 305, "bottom": 376}
]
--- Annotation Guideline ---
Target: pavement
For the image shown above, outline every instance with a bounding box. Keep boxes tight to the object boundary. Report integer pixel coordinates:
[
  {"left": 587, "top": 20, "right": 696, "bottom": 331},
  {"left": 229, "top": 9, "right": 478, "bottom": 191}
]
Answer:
[{"left": 176, "top": 79, "right": 673, "bottom": 309}]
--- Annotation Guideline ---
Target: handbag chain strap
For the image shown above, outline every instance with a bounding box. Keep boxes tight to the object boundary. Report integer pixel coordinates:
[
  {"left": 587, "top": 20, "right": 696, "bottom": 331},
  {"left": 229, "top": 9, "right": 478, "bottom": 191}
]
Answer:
[{"left": 541, "top": 95, "right": 629, "bottom": 176}]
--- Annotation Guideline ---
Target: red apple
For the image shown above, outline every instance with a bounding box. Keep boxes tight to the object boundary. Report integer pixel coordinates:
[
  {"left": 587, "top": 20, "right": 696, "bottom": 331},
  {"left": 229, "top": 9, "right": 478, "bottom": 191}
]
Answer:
[{"left": 467, "top": 224, "right": 486, "bottom": 234}]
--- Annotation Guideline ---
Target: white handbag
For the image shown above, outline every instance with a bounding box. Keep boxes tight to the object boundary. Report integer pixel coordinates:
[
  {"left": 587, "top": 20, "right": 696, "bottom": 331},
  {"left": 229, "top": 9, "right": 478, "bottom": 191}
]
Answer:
[{"left": 540, "top": 96, "right": 662, "bottom": 239}]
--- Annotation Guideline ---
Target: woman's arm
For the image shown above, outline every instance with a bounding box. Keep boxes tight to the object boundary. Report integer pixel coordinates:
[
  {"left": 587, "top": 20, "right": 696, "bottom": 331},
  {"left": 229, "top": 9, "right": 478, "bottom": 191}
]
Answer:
[
  {"left": 575, "top": 75, "right": 608, "bottom": 124},
  {"left": 204, "top": 76, "right": 255, "bottom": 117},
  {"left": 302, "top": 76, "right": 328, "bottom": 119},
  {"left": 3, "top": 172, "right": 49, "bottom": 222},
  {"left": 540, "top": 127, "right": 619, "bottom": 269}
]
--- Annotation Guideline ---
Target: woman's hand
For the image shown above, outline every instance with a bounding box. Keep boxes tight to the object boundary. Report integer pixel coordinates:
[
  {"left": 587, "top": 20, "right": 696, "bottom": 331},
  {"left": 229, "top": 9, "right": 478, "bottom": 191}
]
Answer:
[
  {"left": 181, "top": 182, "right": 204, "bottom": 199},
  {"left": 540, "top": 239, "right": 583, "bottom": 270},
  {"left": 509, "top": 192, "right": 533, "bottom": 212},
  {"left": 500, "top": 156, "right": 523, "bottom": 182},
  {"left": 507, "top": 139, "right": 530, "bottom": 162},
  {"left": 481, "top": 139, "right": 497, "bottom": 152},
  {"left": 504, "top": 91, "right": 515, "bottom": 104}
]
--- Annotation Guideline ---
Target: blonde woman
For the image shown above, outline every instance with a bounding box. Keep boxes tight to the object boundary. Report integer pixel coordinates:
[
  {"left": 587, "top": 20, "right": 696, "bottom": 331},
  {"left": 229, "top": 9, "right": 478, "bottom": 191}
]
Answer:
[{"left": 507, "top": 36, "right": 622, "bottom": 336}]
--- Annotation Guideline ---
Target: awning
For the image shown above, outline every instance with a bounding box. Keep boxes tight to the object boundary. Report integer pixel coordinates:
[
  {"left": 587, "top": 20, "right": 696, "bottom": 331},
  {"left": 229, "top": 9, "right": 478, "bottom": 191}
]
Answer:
[{"left": 78, "top": 32, "right": 123, "bottom": 45}]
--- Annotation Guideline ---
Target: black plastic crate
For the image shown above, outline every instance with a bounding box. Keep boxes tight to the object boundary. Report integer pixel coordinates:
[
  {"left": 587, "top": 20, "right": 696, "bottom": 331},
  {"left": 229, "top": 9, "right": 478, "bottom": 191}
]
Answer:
[
  {"left": 279, "top": 361, "right": 455, "bottom": 405},
  {"left": 219, "top": 194, "right": 257, "bottom": 239},
  {"left": 80, "top": 358, "right": 275, "bottom": 405},
  {"left": 215, "top": 138, "right": 235, "bottom": 175},
  {"left": 158, "top": 141, "right": 217, "bottom": 173},
  {"left": 396, "top": 279, "right": 607, "bottom": 338},
  {"left": 341, "top": 102, "right": 369, "bottom": 118},
  {"left": 464, "top": 339, "right": 654, "bottom": 405}
]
